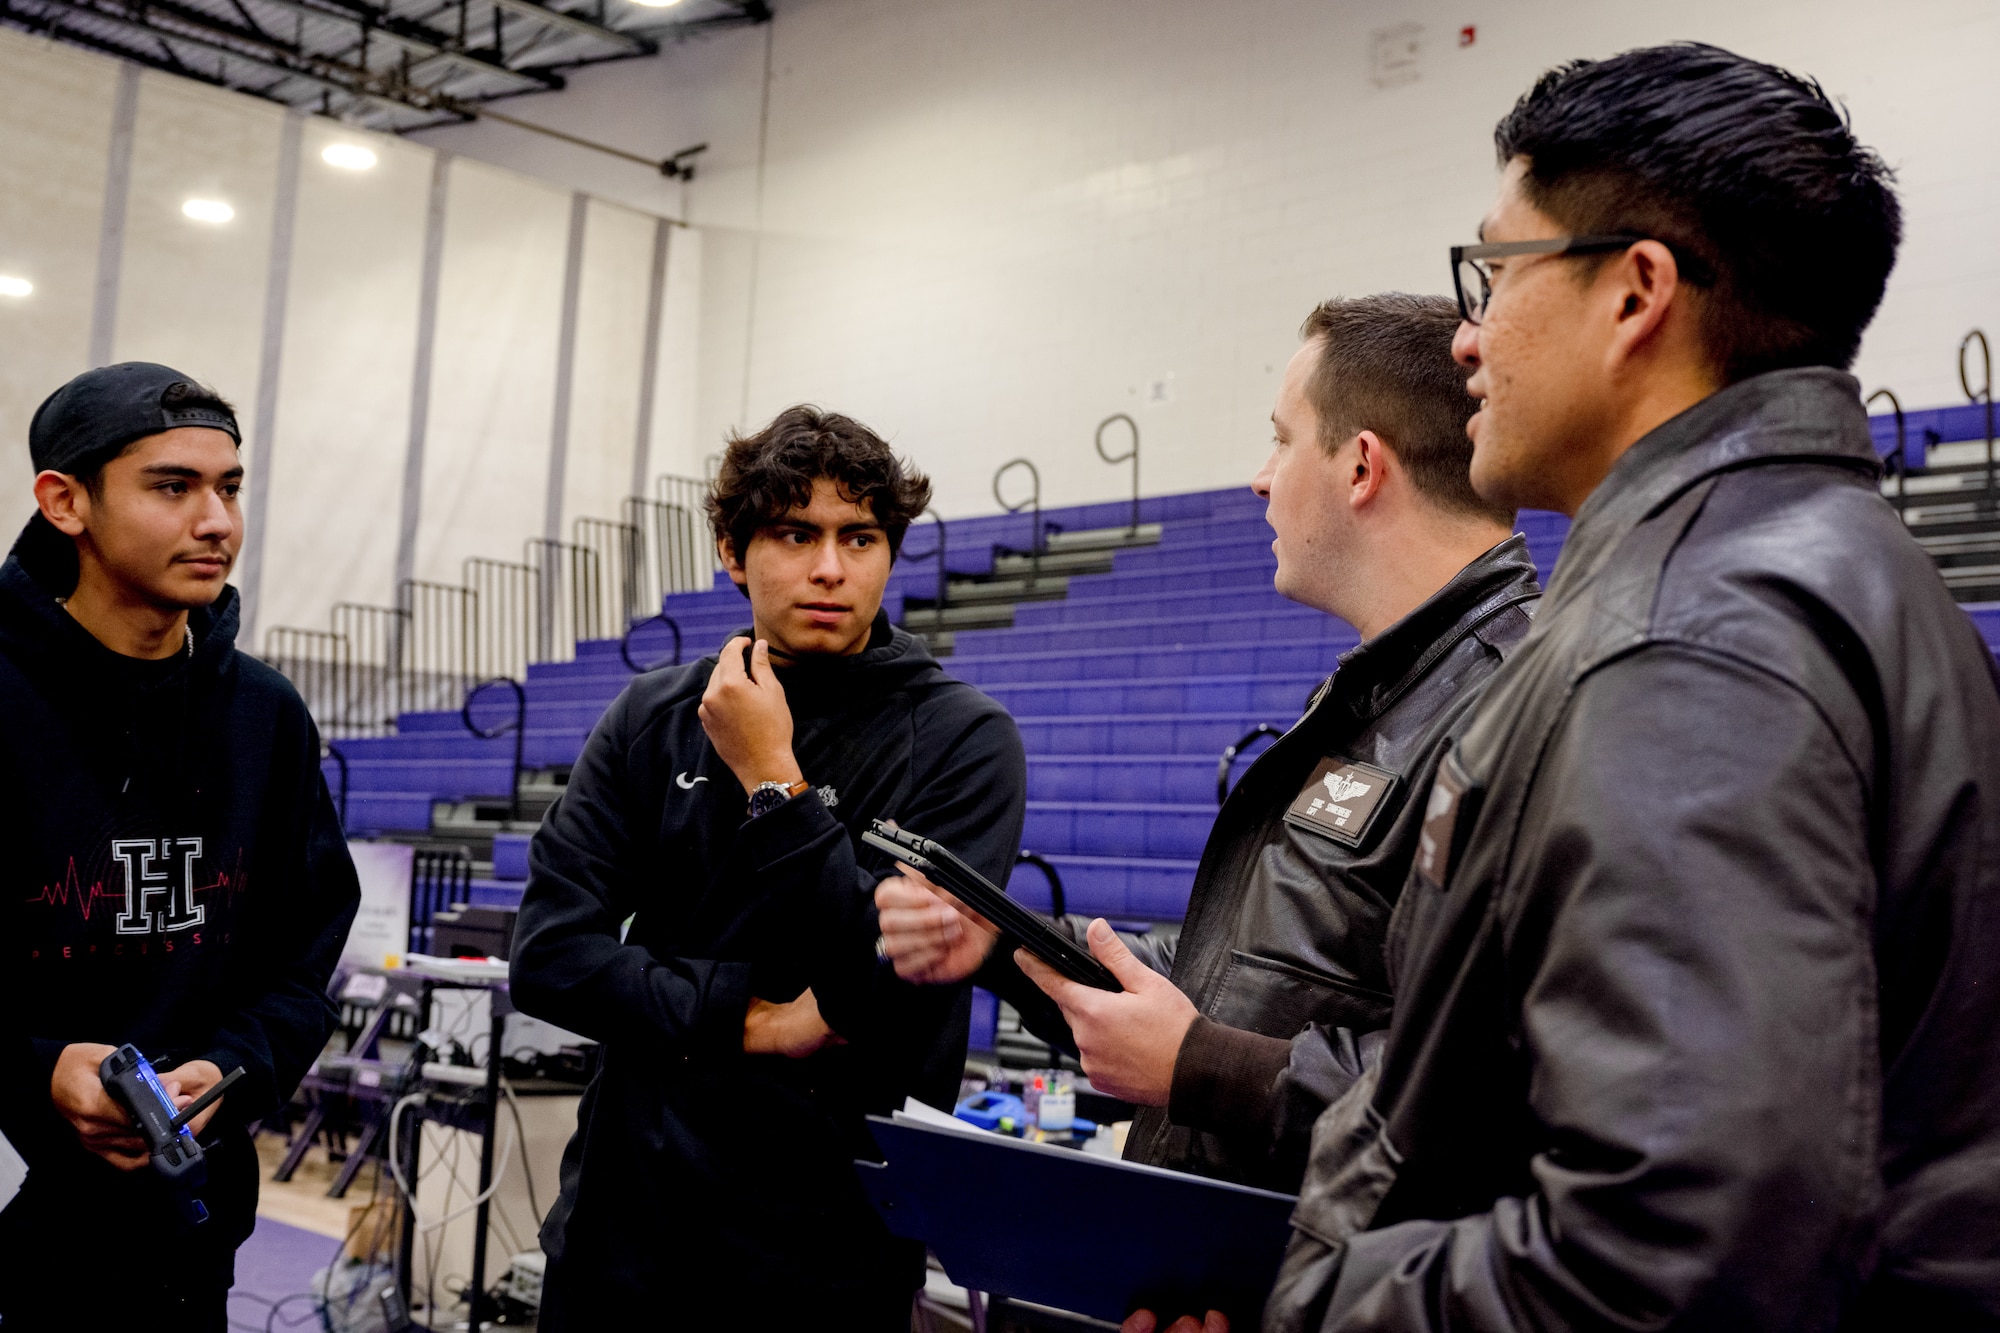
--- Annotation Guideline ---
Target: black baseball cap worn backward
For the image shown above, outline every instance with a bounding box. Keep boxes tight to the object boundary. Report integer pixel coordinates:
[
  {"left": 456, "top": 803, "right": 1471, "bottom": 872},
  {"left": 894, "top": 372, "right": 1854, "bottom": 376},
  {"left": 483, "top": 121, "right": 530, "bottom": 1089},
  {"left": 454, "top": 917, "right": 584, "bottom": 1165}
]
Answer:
[{"left": 28, "top": 362, "right": 241, "bottom": 478}]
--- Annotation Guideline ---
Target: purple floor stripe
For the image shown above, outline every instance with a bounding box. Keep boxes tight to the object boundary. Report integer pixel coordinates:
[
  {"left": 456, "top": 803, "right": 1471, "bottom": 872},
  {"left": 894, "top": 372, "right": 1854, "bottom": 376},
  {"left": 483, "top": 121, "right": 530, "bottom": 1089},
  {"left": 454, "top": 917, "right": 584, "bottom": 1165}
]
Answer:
[{"left": 229, "top": 1214, "right": 343, "bottom": 1328}]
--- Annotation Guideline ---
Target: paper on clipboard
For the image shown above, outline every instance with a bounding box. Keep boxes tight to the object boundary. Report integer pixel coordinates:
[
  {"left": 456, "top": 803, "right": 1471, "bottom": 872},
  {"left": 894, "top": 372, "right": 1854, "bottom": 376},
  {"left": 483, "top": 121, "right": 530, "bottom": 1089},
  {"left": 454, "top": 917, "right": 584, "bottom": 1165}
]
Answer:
[
  {"left": 0, "top": 1127, "right": 26, "bottom": 1214},
  {"left": 895, "top": 1097, "right": 986, "bottom": 1136}
]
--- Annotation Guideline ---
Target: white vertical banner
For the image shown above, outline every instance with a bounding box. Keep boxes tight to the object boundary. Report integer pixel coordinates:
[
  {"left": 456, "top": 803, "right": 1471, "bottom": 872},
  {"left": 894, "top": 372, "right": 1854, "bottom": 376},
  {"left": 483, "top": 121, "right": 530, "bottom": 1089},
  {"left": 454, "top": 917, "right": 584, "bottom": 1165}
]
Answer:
[{"left": 343, "top": 841, "right": 414, "bottom": 969}]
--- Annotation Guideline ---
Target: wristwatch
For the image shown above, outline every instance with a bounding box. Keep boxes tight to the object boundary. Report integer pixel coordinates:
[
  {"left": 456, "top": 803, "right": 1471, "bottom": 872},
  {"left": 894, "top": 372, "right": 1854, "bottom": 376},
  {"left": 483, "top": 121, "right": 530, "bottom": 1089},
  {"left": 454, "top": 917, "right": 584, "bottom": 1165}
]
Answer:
[{"left": 747, "top": 778, "right": 811, "bottom": 819}]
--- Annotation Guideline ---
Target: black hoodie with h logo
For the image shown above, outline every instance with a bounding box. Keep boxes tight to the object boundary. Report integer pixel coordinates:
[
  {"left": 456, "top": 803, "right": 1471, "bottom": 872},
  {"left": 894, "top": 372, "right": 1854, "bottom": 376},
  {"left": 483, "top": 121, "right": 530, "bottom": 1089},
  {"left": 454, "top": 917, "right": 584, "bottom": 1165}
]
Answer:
[{"left": 0, "top": 517, "right": 359, "bottom": 1305}]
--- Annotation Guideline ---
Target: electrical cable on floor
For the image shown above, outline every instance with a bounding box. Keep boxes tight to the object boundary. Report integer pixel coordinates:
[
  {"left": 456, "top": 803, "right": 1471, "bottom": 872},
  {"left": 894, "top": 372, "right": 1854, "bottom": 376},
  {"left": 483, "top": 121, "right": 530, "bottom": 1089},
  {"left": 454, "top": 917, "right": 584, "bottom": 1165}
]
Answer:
[
  {"left": 503, "top": 1079, "right": 545, "bottom": 1227},
  {"left": 389, "top": 1086, "right": 518, "bottom": 1232},
  {"left": 262, "top": 1293, "right": 320, "bottom": 1333},
  {"left": 381, "top": 1073, "right": 535, "bottom": 1326}
]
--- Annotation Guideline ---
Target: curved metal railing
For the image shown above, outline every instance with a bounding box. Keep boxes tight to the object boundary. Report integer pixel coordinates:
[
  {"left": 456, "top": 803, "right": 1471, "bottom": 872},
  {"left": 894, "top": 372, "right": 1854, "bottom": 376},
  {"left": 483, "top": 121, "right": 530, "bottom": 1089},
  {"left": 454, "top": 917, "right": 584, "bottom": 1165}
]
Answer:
[
  {"left": 1015, "top": 850, "right": 1067, "bottom": 919},
  {"left": 1216, "top": 724, "right": 1284, "bottom": 805},
  {"left": 461, "top": 676, "right": 527, "bottom": 825},
  {"left": 992, "top": 458, "right": 1044, "bottom": 590},
  {"left": 1960, "top": 329, "right": 1994, "bottom": 506},
  {"left": 1095, "top": 413, "right": 1141, "bottom": 536},
  {"left": 620, "top": 613, "right": 684, "bottom": 673},
  {"left": 899, "top": 508, "right": 950, "bottom": 614},
  {"left": 1866, "top": 387, "right": 1908, "bottom": 512}
]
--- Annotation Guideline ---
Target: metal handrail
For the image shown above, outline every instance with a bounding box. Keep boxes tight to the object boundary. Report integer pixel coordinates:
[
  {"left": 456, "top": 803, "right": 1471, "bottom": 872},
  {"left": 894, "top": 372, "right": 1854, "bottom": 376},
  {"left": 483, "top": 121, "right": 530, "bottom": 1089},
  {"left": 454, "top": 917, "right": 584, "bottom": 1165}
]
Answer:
[
  {"left": 992, "top": 458, "right": 1044, "bottom": 590},
  {"left": 397, "top": 578, "right": 475, "bottom": 716},
  {"left": 1015, "top": 851, "right": 1067, "bottom": 919},
  {"left": 330, "top": 601, "right": 411, "bottom": 732},
  {"left": 1095, "top": 413, "right": 1141, "bottom": 535},
  {"left": 620, "top": 613, "right": 684, "bottom": 673},
  {"left": 323, "top": 742, "right": 349, "bottom": 831},
  {"left": 460, "top": 676, "right": 527, "bottom": 825},
  {"left": 265, "top": 626, "right": 357, "bottom": 738},
  {"left": 899, "top": 508, "right": 950, "bottom": 613},
  {"left": 1216, "top": 724, "right": 1284, "bottom": 805},
  {"left": 575, "top": 515, "right": 648, "bottom": 627},
  {"left": 1866, "top": 387, "right": 1908, "bottom": 511},
  {"left": 625, "top": 493, "right": 713, "bottom": 601},
  {"left": 525, "top": 537, "right": 606, "bottom": 657},
  {"left": 1960, "top": 329, "right": 1994, "bottom": 506}
]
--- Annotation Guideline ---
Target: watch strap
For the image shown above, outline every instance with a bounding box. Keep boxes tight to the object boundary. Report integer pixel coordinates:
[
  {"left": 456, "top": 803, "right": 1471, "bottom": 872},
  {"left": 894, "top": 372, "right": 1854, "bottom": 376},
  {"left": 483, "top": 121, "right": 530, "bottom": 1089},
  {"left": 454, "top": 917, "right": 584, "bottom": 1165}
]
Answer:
[{"left": 747, "top": 778, "right": 811, "bottom": 817}]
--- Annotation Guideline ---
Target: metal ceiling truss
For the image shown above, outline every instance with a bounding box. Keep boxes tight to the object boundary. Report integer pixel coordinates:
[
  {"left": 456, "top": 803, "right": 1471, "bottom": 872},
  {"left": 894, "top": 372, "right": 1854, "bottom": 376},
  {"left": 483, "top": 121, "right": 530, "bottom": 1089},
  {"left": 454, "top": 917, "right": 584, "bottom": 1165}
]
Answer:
[{"left": 1, "top": 0, "right": 768, "bottom": 134}]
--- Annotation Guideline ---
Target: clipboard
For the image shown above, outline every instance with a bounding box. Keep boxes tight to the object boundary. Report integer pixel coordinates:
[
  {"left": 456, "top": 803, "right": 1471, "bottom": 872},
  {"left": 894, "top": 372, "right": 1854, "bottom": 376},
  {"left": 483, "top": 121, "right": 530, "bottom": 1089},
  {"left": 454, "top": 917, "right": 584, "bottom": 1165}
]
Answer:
[
  {"left": 862, "top": 821, "right": 1120, "bottom": 991},
  {"left": 857, "top": 1112, "right": 1297, "bottom": 1325}
]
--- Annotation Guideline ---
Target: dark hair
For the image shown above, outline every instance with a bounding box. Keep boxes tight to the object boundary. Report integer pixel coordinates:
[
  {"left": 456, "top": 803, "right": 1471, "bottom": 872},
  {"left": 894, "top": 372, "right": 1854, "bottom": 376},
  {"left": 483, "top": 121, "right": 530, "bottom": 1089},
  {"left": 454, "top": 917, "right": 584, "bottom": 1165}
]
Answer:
[
  {"left": 1299, "top": 294, "right": 1510, "bottom": 526},
  {"left": 83, "top": 380, "right": 239, "bottom": 501},
  {"left": 707, "top": 405, "right": 932, "bottom": 567},
  {"left": 1494, "top": 43, "right": 1900, "bottom": 382}
]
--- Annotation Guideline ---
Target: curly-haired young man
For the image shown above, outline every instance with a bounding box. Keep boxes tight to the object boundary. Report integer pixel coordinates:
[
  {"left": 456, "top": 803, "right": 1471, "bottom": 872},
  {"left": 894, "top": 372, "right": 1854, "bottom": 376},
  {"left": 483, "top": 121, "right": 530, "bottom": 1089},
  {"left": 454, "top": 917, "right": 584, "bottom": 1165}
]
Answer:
[{"left": 510, "top": 406, "right": 1027, "bottom": 1329}]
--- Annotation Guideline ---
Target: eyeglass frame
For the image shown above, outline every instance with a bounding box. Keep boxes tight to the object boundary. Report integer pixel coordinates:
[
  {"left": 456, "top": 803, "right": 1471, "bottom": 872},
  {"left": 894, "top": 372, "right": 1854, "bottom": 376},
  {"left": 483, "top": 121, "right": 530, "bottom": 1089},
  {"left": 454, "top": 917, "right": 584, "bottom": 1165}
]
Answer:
[{"left": 1451, "top": 234, "right": 1708, "bottom": 326}]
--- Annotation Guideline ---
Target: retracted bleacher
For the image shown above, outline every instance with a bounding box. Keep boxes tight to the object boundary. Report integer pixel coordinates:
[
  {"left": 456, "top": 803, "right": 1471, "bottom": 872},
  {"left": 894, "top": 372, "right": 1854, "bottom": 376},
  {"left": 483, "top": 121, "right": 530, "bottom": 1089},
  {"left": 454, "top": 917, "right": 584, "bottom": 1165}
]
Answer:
[{"left": 319, "top": 471, "right": 1997, "bottom": 943}]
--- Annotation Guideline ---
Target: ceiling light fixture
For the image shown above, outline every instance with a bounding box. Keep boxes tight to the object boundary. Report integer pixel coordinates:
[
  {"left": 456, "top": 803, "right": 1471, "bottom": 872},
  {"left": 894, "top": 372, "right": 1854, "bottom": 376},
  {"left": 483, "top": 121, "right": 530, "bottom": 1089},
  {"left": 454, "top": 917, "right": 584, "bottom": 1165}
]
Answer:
[
  {"left": 629, "top": 0, "right": 684, "bottom": 8},
  {"left": 0, "top": 275, "right": 31, "bottom": 298},
  {"left": 182, "top": 198, "right": 235, "bottom": 224},
  {"left": 322, "top": 143, "right": 378, "bottom": 171}
]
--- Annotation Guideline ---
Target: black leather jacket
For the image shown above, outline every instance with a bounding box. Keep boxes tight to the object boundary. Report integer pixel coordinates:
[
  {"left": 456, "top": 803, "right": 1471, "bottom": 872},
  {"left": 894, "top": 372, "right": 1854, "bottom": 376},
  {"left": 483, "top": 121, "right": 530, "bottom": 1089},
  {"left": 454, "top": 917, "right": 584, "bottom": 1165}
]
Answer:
[
  {"left": 1267, "top": 369, "right": 2000, "bottom": 1331},
  {"left": 990, "top": 536, "right": 1540, "bottom": 1191}
]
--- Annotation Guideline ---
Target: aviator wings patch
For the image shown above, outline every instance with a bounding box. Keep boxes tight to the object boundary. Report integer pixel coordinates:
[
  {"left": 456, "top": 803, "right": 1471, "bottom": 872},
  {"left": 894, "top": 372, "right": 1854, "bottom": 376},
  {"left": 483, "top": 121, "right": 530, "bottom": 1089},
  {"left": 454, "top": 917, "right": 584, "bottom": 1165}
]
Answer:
[{"left": 1284, "top": 757, "right": 1398, "bottom": 849}]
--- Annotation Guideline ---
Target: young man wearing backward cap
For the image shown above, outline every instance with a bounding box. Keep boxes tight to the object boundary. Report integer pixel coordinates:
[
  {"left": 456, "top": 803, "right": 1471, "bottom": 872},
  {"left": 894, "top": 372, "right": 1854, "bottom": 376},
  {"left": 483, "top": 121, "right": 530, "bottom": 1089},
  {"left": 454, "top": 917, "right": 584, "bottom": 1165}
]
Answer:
[{"left": 0, "top": 363, "right": 358, "bottom": 1332}]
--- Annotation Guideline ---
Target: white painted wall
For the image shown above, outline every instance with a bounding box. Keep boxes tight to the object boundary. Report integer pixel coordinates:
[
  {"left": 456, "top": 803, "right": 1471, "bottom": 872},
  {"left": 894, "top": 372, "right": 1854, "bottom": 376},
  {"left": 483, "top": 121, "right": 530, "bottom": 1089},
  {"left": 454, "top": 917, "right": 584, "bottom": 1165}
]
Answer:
[
  {"left": 3, "top": 0, "right": 1993, "bottom": 646},
  {"left": 0, "top": 36, "right": 113, "bottom": 536},
  {"left": 413, "top": 158, "right": 571, "bottom": 586},
  {"left": 0, "top": 25, "right": 680, "bottom": 652},
  {"left": 112, "top": 72, "right": 284, "bottom": 469},
  {"left": 416, "top": 0, "right": 2000, "bottom": 519},
  {"left": 560, "top": 199, "right": 655, "bottom": 534},
  {"left": 253, "top": 122, "right": 432, "bottom": 635}
]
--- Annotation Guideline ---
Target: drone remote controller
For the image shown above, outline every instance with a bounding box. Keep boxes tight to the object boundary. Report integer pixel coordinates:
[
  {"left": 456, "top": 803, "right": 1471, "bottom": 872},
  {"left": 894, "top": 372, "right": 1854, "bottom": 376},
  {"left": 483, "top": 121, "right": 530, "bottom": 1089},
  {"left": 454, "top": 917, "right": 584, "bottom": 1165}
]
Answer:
[{"left": 98, "top": 1044, "right": 244, "bottom": 1225}]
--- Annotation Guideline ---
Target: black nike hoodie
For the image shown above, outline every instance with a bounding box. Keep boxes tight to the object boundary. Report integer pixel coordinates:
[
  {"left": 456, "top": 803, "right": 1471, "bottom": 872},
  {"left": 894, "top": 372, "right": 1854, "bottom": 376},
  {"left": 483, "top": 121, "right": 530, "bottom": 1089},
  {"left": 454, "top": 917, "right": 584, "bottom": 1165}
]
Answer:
[
  {"left": 511, "top": 613, "right": 1027, "bottom": 1327},
  {"left": 0, "top": 517, "right": 359, "bottom": 1295}
]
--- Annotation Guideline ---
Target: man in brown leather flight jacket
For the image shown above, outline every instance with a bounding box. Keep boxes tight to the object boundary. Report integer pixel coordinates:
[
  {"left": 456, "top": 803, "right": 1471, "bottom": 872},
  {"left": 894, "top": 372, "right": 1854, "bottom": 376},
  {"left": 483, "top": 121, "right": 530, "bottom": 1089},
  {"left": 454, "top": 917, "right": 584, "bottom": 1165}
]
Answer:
[
  {"left": 1262, "top": 45, "right": 2000, "bottom": 1333},
  {"left": 877, "top": 293, "right": 1542, "bottom": 1192}
]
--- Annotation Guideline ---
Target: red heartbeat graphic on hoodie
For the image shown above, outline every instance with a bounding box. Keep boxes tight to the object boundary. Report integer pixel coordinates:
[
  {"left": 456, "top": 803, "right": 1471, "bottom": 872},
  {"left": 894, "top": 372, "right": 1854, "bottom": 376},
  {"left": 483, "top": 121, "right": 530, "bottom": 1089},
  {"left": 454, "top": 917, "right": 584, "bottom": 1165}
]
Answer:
[
  {"left": 25, "top": 848, "right": 250, "bottom": 924},
  {"left": 24, "top": 858, "right": 120, "bottom": 922},
  {"left": 193, "top": 848, "right": 250, "bottom": 902}
]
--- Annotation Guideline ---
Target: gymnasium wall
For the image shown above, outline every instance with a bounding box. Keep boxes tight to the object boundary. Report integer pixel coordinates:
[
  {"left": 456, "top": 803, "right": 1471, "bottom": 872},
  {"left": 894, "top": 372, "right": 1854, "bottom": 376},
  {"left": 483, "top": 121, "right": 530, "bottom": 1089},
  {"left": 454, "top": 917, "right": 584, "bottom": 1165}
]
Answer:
[
  {"left": 5, "top": 1, "right": 1995, "bottom": 646},
  {"left": 0, "top": 26, "right": 690, "bottom": 646},
  {"left": 415, "top": 0, "right": 2000, "bottom": 520}
]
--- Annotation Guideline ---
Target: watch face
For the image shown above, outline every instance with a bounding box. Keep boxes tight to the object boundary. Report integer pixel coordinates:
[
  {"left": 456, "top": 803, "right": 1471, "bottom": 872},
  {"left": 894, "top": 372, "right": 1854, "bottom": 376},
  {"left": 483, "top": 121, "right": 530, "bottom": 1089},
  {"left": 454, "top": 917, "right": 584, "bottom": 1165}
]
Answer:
[{"left": 747, "top": 785, "right": 787, "bottom": 818}]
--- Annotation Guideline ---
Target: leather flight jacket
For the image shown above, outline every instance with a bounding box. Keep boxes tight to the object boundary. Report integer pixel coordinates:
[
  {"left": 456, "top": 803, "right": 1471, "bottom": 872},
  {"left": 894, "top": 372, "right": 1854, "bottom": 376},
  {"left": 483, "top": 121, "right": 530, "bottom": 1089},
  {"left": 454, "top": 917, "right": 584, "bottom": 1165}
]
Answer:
[
  {"left": 1267, "top": 368, "right": 2000, "bottom": 1332},
  {"left": 996, "top": 535, "right": 1541, "bottom": 1192}
]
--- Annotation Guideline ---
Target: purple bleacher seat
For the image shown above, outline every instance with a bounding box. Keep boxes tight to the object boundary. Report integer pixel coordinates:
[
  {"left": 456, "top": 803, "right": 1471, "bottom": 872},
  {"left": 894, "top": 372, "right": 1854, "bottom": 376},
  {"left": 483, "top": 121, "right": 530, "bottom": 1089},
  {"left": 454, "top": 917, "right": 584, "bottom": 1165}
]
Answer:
[
  {"left": 333, "top": 481, "right": 2000, "bottom": 945},
  {"left": 970, "top": 986, "right": 999, "bottom": 1052},
  {"left": 492, "top": 832, "right": 532, "bottom": 881},
  {"left": 330, "top": 486, "right": 1554, "bottom": 924}
]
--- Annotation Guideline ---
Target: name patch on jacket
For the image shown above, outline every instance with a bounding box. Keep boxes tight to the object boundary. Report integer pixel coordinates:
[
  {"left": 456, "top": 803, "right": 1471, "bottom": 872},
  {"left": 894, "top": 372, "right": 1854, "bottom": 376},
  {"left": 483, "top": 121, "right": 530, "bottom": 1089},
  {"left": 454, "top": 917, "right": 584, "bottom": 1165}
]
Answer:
[{"left": 1284, "top": 758, "right": 1396, "bottom": 848}]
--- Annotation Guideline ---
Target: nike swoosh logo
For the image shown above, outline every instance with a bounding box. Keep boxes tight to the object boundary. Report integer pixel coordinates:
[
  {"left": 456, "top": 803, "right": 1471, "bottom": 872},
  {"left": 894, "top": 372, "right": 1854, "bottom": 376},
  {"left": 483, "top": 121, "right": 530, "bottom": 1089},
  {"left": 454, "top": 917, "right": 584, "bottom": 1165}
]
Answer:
[{"left": 676, "top": 772, "right": 708, "bottom": 789}]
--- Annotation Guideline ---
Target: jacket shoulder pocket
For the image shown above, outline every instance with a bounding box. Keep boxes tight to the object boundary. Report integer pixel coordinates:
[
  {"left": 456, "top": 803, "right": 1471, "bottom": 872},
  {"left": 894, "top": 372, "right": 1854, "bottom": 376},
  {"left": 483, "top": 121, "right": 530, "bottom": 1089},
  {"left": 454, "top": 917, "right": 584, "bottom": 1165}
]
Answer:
[
  {"left": 1412, "top": 747, "right": 1483, "bottom": 892},
  {"left": 1206, "top": 950, "right": 1392, "bottom": 1040}
]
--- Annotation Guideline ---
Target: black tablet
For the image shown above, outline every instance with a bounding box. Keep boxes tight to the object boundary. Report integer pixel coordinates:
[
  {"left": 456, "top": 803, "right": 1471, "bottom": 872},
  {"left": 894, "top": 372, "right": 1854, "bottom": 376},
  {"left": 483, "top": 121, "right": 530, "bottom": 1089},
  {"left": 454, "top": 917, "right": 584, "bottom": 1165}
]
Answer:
[{"left": 862, "top": 820, "right": 1121, "bottom": 992}]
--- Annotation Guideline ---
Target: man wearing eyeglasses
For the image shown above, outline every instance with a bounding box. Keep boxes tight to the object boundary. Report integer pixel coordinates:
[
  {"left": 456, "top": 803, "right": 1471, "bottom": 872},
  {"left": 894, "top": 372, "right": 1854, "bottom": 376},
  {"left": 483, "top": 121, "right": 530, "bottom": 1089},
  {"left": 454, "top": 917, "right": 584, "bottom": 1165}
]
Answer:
[{"left": 1236, "top": 43, "right": 2000, "bottom": 1333}]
